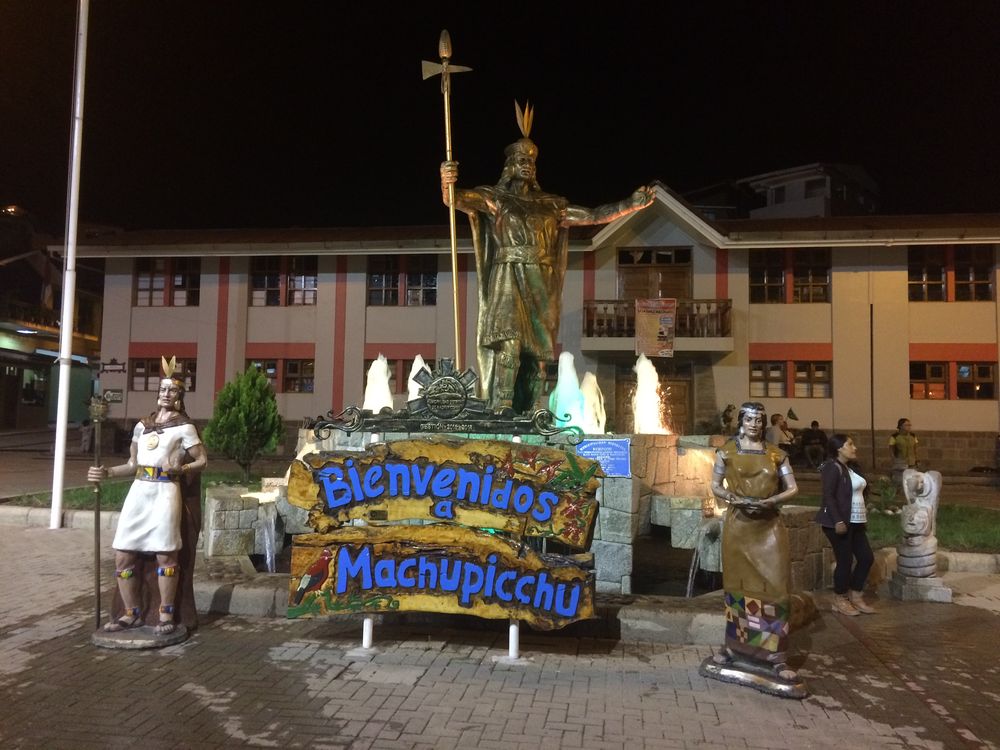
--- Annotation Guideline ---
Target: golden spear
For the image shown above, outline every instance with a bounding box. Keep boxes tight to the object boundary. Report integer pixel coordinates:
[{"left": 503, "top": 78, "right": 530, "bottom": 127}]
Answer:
[{"left": 422, "top": 30, "right": 471, "bottom": 370}]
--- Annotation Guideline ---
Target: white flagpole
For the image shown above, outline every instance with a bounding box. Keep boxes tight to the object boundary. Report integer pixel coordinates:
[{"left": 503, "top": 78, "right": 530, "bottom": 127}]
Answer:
[{"left": 50, "top": 0, "right": 91, "bottom": 529}]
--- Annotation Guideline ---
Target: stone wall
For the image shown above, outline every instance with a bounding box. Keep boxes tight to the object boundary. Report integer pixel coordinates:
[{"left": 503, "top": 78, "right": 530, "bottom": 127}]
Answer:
[
  {"left": 836, "top": 429, "right": 996, "bottom": 476},
  {"left": 634, "top": 435, "right": 831, "bottom": 593},
  {"left": 204, "top": 485, "right": 285, "bottom": 559}
]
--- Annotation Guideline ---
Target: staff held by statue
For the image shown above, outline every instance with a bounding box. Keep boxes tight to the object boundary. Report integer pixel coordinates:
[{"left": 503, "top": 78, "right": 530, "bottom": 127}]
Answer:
[{"left": 423, "top": 30, "right": 471, "bottom": 371}]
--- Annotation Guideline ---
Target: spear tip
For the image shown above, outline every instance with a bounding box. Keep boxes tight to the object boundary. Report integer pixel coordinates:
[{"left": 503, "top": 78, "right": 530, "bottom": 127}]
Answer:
[{"left": 439, "top": 29, "right": 452, "bottom": 60}]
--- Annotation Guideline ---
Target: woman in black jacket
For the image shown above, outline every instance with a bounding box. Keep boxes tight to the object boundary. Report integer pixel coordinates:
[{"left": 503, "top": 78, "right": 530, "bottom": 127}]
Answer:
[{"left": 815, "top": 434, "right": 876, "bottom": 616}]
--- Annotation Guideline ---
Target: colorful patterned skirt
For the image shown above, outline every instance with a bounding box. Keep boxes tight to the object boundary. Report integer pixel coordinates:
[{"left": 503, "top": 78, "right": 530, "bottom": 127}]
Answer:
[{"left": 721, "top": 505, "right": 791, "bottom": 664}]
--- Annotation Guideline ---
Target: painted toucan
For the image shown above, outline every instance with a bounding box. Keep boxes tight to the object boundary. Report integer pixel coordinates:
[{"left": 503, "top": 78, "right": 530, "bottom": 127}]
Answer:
[{"left": 293, "top": 548, "right": 333, "bottom": 605}]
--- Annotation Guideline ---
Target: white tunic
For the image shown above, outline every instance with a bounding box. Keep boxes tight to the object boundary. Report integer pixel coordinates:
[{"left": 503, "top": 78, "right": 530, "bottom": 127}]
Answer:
[{"left": 112, "top": 421, "right": 201, "bottom": 552}]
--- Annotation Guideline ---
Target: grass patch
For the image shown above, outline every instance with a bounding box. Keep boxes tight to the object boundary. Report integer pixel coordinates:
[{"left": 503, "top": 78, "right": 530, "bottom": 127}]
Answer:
[
  {"left": 4, "top": 470, "right": 253, "bottom": 511},
  {"left": 790, "top": 493, "right": 1000, "bottom": 552}
]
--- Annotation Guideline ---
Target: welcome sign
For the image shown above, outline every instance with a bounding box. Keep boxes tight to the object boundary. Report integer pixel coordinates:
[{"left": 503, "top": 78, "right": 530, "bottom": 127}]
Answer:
[
  {"left": 286, "top": 436, "right": 602, "bottom": 628},
  {"left": 289, "top": 525, "right": 595, "bottom": 629}
]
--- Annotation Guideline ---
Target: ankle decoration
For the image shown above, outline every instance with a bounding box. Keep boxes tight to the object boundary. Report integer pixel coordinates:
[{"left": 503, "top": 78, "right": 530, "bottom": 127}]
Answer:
[
  {"left": 156, "top": 565, "right": 179, "bottom": 577},
  {"left": 115, "top": 568, "right": 135, "bottom": 580},
  {"left": 127, "top": 606, "right": 141, "bottom": 617},
  {"left": 159, "top": 604, "right": 175, "bottom": 615}
]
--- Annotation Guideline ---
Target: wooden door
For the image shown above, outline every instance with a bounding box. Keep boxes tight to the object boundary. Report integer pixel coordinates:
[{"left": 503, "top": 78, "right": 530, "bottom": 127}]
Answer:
[
  {"left": 614, "top": 377, "right": 690, "bottom": 435},
  {"left": 618, "top": 266, "right": 691, "bottom": 301}
]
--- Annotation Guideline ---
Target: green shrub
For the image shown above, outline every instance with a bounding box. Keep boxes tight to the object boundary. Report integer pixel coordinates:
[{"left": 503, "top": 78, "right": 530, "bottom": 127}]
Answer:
[{"left": 203, "top": 367, "right": 284, "bottom": 483}]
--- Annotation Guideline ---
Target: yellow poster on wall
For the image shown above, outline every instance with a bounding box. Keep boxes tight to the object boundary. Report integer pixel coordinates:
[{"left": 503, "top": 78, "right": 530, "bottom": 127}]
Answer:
[{"left": 635, "top": 298, "right": 677, "bottom": 357}]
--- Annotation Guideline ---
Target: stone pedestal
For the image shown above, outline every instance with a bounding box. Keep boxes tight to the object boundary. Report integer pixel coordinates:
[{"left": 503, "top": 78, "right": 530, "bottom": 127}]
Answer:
[{"left": 888, "top": 571, "right": 953, "bottom": 603}]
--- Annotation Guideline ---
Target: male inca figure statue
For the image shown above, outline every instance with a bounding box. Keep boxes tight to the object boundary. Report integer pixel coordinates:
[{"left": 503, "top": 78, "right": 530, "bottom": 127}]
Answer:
[{"left": 440, "top": 102, "right": 654, "bottom": 413}]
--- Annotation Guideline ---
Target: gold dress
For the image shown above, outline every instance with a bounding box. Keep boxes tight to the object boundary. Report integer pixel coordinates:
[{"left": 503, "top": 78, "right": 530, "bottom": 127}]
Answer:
[{"left": 717, "top": 438, "right": 791, "bottom": 665}]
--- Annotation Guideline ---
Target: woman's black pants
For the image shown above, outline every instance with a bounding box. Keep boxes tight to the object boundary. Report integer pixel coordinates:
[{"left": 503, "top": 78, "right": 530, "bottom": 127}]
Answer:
[{"left": 822, "top": 523, "right": 874, "bottom": 594}]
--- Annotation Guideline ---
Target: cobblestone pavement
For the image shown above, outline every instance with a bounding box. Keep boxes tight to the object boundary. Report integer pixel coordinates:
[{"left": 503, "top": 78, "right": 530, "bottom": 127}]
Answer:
[{"left": 2, "top": 523, "right": 1000, "bottom": 749}]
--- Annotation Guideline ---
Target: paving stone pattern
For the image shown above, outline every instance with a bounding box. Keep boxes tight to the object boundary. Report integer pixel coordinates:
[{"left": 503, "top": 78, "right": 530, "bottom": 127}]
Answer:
[{"left": 3, "top": 524, "right": 1000, "bottom": 748}]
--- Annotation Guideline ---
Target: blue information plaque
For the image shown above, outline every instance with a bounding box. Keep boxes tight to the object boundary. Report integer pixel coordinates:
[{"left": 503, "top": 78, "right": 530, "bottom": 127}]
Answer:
[{"left": 576, "top": 438, "right": 632, "bottom": 478}]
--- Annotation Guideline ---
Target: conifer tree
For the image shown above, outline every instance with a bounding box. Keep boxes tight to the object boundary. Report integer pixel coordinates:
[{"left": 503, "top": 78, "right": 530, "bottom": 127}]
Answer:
[{"left": 203, "top": 367, "right": 284, "bottom": 483}]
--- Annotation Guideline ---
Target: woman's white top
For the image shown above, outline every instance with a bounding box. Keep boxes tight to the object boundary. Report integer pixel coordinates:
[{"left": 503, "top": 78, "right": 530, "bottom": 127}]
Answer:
[{"left": 848, "top": 468, "right": 867, "bottom": 524}]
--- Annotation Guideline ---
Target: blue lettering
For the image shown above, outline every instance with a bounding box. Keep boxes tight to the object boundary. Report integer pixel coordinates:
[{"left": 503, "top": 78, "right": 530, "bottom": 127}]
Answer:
[
  {"left": 484, "top": 554, "right": 498, "bottom": 597},
  {"left": 363, "top": 465, "right": 385, "bottom": 499},
  {"left": 418, "top": 556, "right": 437, "bottom": 588},
  {"left": 431, "top": 468, "right": 456, "bottom": 497},
  {"left": 455, "top": 468, "right": 481, "bottom": 502},
  {"left": 490, "top": 479, "right": 513, "bottom": 510},
  {"left": 433, "top": 499, "right": 455, "bottom": 519},
  {"left": 336, "top": 546, "right": 372, "bottom": 592},
  {"left": 495, "top": 571, "right": 516, "bottom": 601},
  {"left": 439, "top": 559, "right": 461, "bottom": 591},
  {"left": 344, "top": 460, "right": 364, "bottom": 502},
  {"left": 412, "top": 464, "right": 434, "bottom": 496},
  {"left": 479, "top": 465, "right": 495, "bottom": 505},
  {"left": 533, "top": 572, "right": 555, "bottom": 612},
  {"left": 385, "top": 463, "right": 410, "bottom": 496},
  {"left": 554, "top": 583, "right": 581, "bottom": 617},
  {"left": 514, "top": 575, "right": 533, "bottom": 604},
  {"left": 511, "top": 485, "right": 533, "bottom": 514},
  {"left": 397, "top": 558, "right": 416, "bottom": 588},
  {"left": 318, "top": 466, "right": 352, "bottom": 509},
  {"left": 532, "top": 491, "right": 559, "bottom": 522},
  {"left": 374, "top": 559, "right": 396, "bottom": 587},
  {"left": 459, "top": 562, "right": 485, "bottom": 605}
]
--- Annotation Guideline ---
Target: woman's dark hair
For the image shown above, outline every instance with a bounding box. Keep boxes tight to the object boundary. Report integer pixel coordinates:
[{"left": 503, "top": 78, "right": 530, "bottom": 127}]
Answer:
[
  {"left": 826, "top": 433, "right": 867, "bottom": 488},
  {"left": 827, "top": 433, "right": 851, "bottom": 457}
]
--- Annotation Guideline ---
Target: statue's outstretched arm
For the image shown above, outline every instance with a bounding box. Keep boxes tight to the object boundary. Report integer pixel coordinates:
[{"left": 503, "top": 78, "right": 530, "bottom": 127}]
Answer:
[
  {"left": 440, "top": 161, "right": 492, "bottom": 214},
  {"left": 563, "top": 185, "right": 655, "bottom": 227}
]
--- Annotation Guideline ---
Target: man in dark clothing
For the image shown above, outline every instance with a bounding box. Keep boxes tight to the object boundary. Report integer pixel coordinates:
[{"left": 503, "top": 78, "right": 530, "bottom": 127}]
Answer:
[{"left": 801, "top": 420, "right": 828, "bottom": 468}]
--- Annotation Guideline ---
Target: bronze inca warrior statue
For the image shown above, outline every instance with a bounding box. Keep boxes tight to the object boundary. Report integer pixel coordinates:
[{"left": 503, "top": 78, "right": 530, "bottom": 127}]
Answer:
[{"left": 441, "top": 102, "right": 654, "bottom": 413}]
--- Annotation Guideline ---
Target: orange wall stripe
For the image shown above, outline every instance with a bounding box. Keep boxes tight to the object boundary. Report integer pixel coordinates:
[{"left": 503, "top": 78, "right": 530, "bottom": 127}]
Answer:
[
  {"left": 332, "top": 256, "right": 347, "bottom": 412},
  {"left": 245, "top": 342, "right": 316, "bottom": 359},
  {"left": 908, "top": 343, "right": 998, "bottom": 360},
  {"left": 748, "top": 342, "right": 833, "bottom": 360},
  {"left": 130, "top": 341, "right": 198, "bottom": 358},
  {"left": 214, "top": 257, "right": 230, "bottom": 393},
  {"left": 715, "top": 248, "right": 728, "bottom": 300},
  {"left": 583, "top": 251, "right": 596, "bottom": 304},
  {"left": 363, "top": 343, "right": 437, "bottom": 360}
]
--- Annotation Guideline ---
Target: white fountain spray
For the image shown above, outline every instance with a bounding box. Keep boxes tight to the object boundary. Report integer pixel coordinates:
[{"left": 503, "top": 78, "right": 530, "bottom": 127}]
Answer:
[
  {"left": 580, "top": 372, "right": 606, "bottom": 434},
  {"left": 407, "top": 354, "right": 430, "bottom": 401},
  {"left": 632, "top": 353, "right": 670, "bottom": 434},
  {"left": 548, "top": 352, "right": 585, "bottom": 429},
  {"left": 362, "top": 354, "right": 394, "bottom": 413}
]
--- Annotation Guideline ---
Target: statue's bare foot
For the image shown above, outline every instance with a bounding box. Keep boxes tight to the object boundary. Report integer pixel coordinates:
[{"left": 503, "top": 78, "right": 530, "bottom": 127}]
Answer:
[
  {"left": 104, "top": 611, "right": 142, "bottom": 632},
  {"left": 774, "top": 663, "right": 798, "bottom": 682},
  {"left": 154, "top": 618, "right": 176, "bottom": 636},
  {"left": 711, "top": 647, "right": 734, "bottom": 666}
]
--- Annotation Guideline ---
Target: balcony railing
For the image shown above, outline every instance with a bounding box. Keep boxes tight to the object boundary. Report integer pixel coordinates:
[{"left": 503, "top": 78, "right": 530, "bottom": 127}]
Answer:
[
  {"left": 0, "top": 299, "right": 99, "bottom": 337},
  {"left": 583, "top": 299, "right": 732, "bottom": 338}
]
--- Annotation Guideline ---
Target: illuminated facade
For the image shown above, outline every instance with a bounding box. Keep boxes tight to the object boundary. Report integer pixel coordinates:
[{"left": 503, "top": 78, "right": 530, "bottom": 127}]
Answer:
[{"left": 73, "top": 192, "right": 1000, "bottom": 472}]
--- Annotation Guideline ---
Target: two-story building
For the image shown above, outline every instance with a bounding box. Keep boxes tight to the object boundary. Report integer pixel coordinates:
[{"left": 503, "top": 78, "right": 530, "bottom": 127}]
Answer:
[{"left": 71, "top": 184, "right": 1000, "bottom": 473}]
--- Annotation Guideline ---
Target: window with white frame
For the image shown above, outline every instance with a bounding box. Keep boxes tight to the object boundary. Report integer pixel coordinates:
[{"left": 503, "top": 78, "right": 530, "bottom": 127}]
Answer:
[
  {"left": 249, "top": 256, "right": 318, "bottom": 306},
  {"left": 366, "top": 256, "right": 437, "bottom": 306},
  {"left": 130, "top": 358, "right": 196, "bottom": 392},
  {"left": 134, "top": 258, "right": 200, "bottom": 307}
]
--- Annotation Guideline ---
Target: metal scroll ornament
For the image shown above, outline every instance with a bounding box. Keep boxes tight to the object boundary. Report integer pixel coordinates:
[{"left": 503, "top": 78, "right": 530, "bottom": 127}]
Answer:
[{"left": 311, "top": 358, "right": 581, "bottom": 441}]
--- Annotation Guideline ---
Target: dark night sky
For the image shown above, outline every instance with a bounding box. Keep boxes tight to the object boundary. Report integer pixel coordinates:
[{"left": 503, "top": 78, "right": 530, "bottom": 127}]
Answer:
[{"left": 2, "top": 2, "right": 1000, "bottom": 232}]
